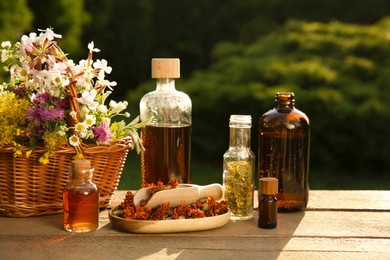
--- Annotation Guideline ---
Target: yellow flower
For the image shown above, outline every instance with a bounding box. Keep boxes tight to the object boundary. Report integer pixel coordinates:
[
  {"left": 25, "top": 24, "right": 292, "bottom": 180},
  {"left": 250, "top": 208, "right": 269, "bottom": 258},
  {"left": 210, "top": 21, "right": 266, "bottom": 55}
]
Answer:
[
  {"left": 13, "top": 149, "right": 22, "bottom": 157},
  {"left": 26, "top": 150, "right": 32, "bottom": 158},
  {"left": 39, "top": 153, "right": 50, "bottom": 164},
  {"left": 73, "top": 152, "right": 84, "bottom": 160}
]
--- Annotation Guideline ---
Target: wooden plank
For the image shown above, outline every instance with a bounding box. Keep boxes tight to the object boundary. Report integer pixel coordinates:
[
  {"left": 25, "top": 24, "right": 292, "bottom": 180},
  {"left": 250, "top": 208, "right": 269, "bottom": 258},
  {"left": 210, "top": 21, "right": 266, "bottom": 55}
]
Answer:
[
  {"left": 0, "top": 210, "right": 388, "bottom": 239},
  {"left": 0, "top": 236, "right": 389, "bottom": 259},
  {"left": 308, "top": 190, "right": 390, "bottom": 211}
]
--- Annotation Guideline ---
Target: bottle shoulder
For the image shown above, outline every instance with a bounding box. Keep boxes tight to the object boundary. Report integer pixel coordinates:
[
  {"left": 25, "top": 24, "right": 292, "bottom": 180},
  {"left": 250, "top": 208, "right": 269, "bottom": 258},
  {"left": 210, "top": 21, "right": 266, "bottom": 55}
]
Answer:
[
  {"left": 64, "top": 181, "right": 98, "bottom": 191},
  {"left": 260, "top": 107, "right": 309, "bottom": 126},
  {"left": 223, "top": 148, "right": 255, "bottom": 160},
  {"left": 139, "top": 89, "right": 192, "bottom": 124},
  {"left": 140, "top": 89, "right": 191, "bottom": 101}
]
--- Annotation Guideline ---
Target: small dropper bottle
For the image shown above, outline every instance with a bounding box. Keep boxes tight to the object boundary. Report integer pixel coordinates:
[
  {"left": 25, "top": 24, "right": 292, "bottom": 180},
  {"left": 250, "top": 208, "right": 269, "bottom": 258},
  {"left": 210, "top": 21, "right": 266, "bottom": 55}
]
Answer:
[{"left": 258, "top": 177, "right": 278, "bottom": 229}]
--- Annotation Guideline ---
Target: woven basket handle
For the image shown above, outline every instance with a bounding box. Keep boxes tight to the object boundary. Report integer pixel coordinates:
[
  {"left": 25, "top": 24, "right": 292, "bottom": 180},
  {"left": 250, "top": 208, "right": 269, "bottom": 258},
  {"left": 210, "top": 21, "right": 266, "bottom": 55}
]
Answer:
[{"left": 66, "top": 67, "right": 83, "bottom": 155}]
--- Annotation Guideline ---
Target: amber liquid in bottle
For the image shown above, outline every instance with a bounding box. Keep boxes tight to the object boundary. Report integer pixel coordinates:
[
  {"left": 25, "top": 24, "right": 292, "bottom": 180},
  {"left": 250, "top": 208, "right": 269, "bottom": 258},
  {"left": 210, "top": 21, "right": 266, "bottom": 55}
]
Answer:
[
  {"left": 63, "top": 188, "right": 99, "bottom": 232},
  {"left": 259, "top": 92, "right": 310, "bottom": 212},
  {"left": 141, "top": 124, "right": 191, "bottom": 187},
  {"left": 63, "top": 160, "right": 99, "bottom": 233}
]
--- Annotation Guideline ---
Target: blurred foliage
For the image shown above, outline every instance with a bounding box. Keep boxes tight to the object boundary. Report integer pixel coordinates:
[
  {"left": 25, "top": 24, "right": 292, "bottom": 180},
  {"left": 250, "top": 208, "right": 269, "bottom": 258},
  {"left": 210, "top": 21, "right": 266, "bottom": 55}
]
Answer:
[
  {"left": 0, "top": 0, "right": 32, "bottom": 80},
  {"left": 127, "top": 18, "right": 390, "bottom": 178},
  {"left": 0, "top": 0, "right": 32, "bottom": 42},
  {"left": 2, "top": 0, "right": 390, "bottom": 186},
  {"left": 27, "top": 0, "right": 90, "bottom": 57}
]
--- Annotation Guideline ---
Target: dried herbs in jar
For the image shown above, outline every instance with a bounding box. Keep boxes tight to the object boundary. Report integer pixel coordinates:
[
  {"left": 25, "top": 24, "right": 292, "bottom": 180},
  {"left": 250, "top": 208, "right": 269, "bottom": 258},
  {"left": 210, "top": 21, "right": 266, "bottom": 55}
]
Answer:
[{"left": 223, "top": 115, "right": 255, "bottom": 220}]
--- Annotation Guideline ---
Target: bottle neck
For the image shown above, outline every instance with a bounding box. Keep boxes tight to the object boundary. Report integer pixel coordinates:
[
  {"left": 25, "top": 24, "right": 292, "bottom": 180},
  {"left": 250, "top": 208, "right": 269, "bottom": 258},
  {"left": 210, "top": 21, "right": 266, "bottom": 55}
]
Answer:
[
  {"left": 70, "top": 169, "right": 93, "bottom": 184},
  {"left": 156, "top": 78, "right": 176, "bottom": 91},
  {"left": 229, "top": 127, "right": 251, "bottom": 148},
  {"left": 275, "top": 92, "right": 295, "bottom": 110}
]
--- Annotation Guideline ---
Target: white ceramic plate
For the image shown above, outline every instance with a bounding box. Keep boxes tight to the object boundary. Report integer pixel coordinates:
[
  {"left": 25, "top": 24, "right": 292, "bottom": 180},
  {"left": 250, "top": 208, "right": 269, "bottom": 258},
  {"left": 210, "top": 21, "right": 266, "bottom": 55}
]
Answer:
[{"left": 108, "top": 207, "right": 230, "bottom": 233}]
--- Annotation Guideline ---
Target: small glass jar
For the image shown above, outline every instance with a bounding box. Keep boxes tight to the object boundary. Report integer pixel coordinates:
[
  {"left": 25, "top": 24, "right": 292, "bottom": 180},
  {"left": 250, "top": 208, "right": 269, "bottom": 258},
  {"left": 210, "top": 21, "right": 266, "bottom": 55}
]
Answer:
[
  {"left": 63, "top": 160, "right": 99, "bottom": 233},
  {"left": 223, "top": 115, "right": 255, "bottom": 220}
]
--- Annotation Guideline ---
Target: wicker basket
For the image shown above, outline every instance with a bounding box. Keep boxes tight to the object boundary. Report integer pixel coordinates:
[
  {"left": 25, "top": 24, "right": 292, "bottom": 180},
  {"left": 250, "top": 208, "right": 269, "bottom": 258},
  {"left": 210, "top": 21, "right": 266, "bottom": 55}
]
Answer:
[{"left": 0, "top": 137, "right": 131, "bottom": 217}]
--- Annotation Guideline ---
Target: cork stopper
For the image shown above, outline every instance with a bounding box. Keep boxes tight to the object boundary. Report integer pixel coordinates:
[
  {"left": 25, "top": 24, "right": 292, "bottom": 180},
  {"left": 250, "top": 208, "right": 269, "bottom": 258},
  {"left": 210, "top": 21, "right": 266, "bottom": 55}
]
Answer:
[
  {"left": 151, "top": 58, "right": 180, "bottom": 79},
  {"left": 70, "top": 160, "right": 93, "bottom": 180},
  {"left": 72, "top": 160, "right": 91, "bottom": 173},
  {"left": 259, "top": 177, "right": 278, "bottom": 195}
]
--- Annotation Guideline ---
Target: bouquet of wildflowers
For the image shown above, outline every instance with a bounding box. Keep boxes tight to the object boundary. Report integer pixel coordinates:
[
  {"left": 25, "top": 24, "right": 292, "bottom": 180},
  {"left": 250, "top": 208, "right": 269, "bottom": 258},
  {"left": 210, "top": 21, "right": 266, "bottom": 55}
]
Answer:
[{"left": 0, "top": 28, "right": 149, "bottom": 164}]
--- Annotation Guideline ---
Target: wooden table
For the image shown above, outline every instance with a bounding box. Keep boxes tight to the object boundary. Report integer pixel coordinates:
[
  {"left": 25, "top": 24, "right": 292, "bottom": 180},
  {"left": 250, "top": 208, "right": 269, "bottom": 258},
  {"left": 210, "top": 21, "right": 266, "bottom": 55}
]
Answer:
[{"left": 0, "top": 190, "right": 389, "bottom": 259}]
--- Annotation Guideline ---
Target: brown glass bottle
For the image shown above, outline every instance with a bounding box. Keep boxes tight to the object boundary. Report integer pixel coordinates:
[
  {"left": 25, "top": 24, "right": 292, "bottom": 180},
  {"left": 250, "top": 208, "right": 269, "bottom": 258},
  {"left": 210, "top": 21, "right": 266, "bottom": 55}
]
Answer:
[
  {"left": 63, "top": 160, "right": 99, "bottom": 233},
  {"left": 258, "top": 92, "right": 310, "bottom": 212},
  {"left": 258, "top": 177, "right": 278, "bottom": 229}
]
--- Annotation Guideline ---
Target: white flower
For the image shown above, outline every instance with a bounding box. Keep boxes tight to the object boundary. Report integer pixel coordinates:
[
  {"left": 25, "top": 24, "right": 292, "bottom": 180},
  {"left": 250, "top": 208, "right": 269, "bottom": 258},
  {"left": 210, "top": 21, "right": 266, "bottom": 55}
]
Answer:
[
  {"left": 108, "top": 100, "right": 127, "bottom": 114},
  {"left": 124, "top": 112, "right": 130, "bottom": 118},
  {"left": 109, "top": 100, "right": 117, "bottom": 108},
  {"left": 38, "top": 28, "right": 62, "bottom": 41},
  {"left": 1, "top": 50, "right": 8, "bottom": 62},
  {"left": 69, "top": 135, "right": 80, "bottom": 147},
  {"left": 80, "top": 106, "right": 90, "bottom": 117},
  {"left": 88, "top": 41, "right": 100, "bottom": 53},
  {"left": 16, "top": 67, "right": 28, "bottom": 81},
  {"left": 58, "top": 126, "right": 68, "bottom": 136},
  {"left": 57, "top": 130, "right": 66, "bottom": 136},
  {"left": 52, "top": 61, "right": 68, "bottom": 74},
  {"left": 93, "top": 59, "right": 112, "bottom": 79},
  {"left": 78, "top": 130, "right": 88, "bottom": 139},
  {"left": 75, "top": 89, "right": 99, "bottom": 110},
  {"left": 84, "top": 115, "right": 96, "bottom": 127},
  {"left": 1, "top": 41, "right": 11, "bottom": 49},
  {"left": 96, "top": 78, "right": 117, "bottom": 91},
  {"left": 75, "top": 122, "right": 88, "bottom": 132},
  {"left": 20, "top": 32, "right": 37, "bottom": 52},
  {"left": 97, "top": 104, "right": 108, "bottom": 113},
  {"left": 52, "top": 74, "right": 69, "bottom": 87},
  {"left": 69, "top": 111, "right": 77, "bottom": 120}
]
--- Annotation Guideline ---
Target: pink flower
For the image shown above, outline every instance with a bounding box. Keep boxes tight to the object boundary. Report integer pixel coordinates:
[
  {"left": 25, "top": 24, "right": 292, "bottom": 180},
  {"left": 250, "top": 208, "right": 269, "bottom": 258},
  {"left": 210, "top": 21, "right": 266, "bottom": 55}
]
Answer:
[{"left": 92, "top": 122, "right": 112, "bottom": 143}]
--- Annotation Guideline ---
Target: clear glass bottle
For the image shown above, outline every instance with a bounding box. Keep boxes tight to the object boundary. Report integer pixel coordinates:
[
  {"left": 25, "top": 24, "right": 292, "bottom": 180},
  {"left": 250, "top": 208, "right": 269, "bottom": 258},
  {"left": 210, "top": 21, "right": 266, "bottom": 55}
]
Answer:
[
  {"left": 63, "top": 160, "right": 99, "bottom": 233},
  {"left": 258, "top": 177, "right": 278, "bottom": 229},
  {"left": 258, "top": 92, "right": 310, "bottom": 212},
  {"left": 139, "top": 58, "right": 192, "bottom": 187},
  {"left": 223, "top": 115, "right": 255, "bottom": 220}
]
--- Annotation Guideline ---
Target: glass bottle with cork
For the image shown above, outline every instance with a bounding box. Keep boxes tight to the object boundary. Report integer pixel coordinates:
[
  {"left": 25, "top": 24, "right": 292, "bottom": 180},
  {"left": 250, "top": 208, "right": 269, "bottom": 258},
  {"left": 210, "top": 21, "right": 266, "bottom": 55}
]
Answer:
[
  {"left": 258, "top": 177, "right": 278, "bottom": 229},
  {"left": 63, "top": 160, "right": 99, "bottom": 233},
  {"left": 223, "top": 115, "right": 255, "bottom": 220},
  {"left": 139, "top": 58, "right": 192, "bottom": 187},
  {"left": 258, "top": 92, "right": 310, "bottom": 212}
]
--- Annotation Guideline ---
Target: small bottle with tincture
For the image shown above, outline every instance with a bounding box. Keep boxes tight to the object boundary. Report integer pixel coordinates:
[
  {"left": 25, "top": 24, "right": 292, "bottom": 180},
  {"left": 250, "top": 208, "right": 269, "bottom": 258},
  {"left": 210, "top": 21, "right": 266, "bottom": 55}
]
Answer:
[
  {"left": 63, "top": 160, "right": 99, "bottom": 233},
  {"left": 258, "top": 177, "right": 278, "bottom": 229}
]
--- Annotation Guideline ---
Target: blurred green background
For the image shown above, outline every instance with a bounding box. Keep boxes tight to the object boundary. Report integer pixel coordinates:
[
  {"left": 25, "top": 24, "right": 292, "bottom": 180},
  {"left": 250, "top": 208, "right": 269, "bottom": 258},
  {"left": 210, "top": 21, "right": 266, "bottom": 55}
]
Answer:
[{"left": 1, "top": 0, "right": 389, "bottom": 190}]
